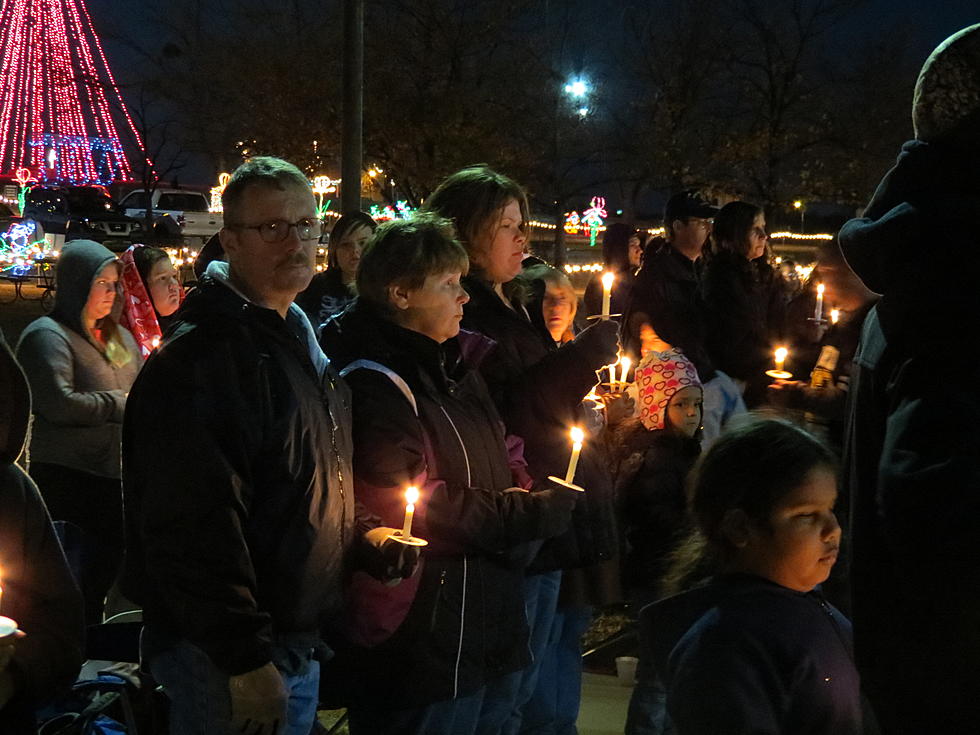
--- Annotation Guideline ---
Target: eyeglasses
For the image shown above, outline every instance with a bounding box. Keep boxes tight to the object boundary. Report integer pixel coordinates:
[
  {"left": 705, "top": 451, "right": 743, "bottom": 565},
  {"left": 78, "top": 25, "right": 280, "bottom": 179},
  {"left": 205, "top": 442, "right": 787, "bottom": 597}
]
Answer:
[
  {"left": 231, "top": 217, "right": 322, "bottom": 244},
  {"left": 685, "top": 218, "right": 713, "bottom": 229}
]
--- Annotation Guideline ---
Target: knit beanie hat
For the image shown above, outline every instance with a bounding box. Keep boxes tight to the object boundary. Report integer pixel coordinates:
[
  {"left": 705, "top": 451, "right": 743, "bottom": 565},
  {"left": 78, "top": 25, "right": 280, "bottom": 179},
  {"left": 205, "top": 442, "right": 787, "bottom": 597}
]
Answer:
[
  {"left": 913, "top": 24, "right": 980, "bottom": 147},
  {"left": 634, "top": 348, "right": 702, "bottom": 431}
]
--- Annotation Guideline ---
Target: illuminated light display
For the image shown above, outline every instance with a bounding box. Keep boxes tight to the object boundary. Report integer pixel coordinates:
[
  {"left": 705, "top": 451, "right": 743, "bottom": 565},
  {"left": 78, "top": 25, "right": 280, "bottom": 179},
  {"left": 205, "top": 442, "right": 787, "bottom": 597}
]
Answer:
[
  {"left": 0, "top": 219, "right": 55, "bottom": 277},
  {"left": 209, "top": 172, "right": 231, "bottom": 213},
  {"left": 0, "top": 0, "right": 145, "bottom": 185},
  {"left": 581, "top": 196, "right": 607, "bottom": 247},
  {"left": 369, "top": 200, "right": 414, "bottom": 221},
  {"left": 563, "top": 211, "right": 581, "bottom": 234}
]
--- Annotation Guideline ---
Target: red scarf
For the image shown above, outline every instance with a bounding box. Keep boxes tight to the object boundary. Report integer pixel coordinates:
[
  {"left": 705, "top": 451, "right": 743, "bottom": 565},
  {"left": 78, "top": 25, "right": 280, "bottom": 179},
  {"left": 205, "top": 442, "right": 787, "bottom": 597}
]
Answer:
[{"left": 119, "top": 246, "right": 185, "bottom": 359}]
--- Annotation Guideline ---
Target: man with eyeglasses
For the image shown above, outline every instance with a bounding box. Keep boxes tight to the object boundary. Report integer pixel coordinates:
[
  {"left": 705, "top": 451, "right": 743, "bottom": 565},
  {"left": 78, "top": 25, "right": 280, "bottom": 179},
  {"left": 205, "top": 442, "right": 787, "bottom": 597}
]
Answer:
[{"left": 121, "top": 157, "right": 407, "bottom": 734}]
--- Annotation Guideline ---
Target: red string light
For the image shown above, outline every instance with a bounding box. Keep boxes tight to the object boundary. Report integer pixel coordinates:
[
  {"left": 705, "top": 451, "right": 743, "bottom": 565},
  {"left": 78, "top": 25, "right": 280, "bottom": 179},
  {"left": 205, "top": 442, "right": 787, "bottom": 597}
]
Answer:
[{"left": 0, "top": 0, "right": 146, "bottom": 185}]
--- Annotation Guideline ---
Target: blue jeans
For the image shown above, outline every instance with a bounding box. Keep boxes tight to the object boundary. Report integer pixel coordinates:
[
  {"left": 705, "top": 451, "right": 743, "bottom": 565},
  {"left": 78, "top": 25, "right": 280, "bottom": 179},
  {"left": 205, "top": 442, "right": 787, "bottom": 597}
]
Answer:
[
  {"left": 348, "top": 685, "right": 486, "bottom": 735},
  {"left": 479, "top": 571, "right": 562, "bottom": 735},
  {"left": 149, "top": 639, "right": 320, "bottom": 735},
  {"left": 521, "top": 604, "right": 593, "bottom": 734}
]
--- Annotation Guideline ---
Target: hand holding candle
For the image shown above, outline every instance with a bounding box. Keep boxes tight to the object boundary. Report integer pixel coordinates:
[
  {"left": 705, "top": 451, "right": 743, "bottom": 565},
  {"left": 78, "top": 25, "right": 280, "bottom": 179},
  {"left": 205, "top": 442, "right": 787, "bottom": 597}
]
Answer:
[
  {"left": 618, "top": 356, "right": 632, "bottom": 392},
  {"left": 600, "top": 272, "right": 615, "bottom": 319},
  {"left": 766, "top": 346, "right": 793, "bottom": 380},
  {"left": 402, "top": 486, "right": 419, "bottom": 538}
]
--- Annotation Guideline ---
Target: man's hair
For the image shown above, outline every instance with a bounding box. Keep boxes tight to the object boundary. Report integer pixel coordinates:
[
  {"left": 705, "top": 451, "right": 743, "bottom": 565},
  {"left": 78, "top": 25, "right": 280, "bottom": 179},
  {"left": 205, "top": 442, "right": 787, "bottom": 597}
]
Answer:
[
  {"left": 422, "top": 165, "right": 529, "bottom": 273},
  {"left": 222, "top": 156, "right": 312, "bottom": 226},
  {"left": 356, "top": 212, "right": 469, "bottom": 315}
]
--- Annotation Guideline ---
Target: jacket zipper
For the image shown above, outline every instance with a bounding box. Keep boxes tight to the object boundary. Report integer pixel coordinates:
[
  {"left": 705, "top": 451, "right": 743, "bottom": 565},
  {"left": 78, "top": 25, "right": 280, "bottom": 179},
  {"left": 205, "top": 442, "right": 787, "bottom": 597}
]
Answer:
[
  {"left": 438, "top": 404, "right": 471, "bottom": 697},
  {"left": 430, "top": 569, "right": 447, "bottom": 631}
]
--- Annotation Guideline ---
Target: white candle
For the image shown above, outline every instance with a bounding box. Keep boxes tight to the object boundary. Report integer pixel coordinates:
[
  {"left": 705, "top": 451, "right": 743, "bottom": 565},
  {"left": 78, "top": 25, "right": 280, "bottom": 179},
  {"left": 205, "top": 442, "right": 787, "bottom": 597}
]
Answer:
[
  {"left": 830, "top": 308, "right": 840, "bottom": 325},
  {"left": 814, "top": 283, "right": 825, "bottom": 322},
  {"left": 564, "top": 427, "right": 585, "bottom": 483},
  {"left": 402, "top": 486, "right": 419, "bottom": 538},
  {"left": 619, "top": 356, "right": 632, "bottom": 391},
  {"left": 774, "top": 346, "right": 788, "bottom": 373},
  {"left": 600, "top": 272, "right": 614, "bottom": 319}
]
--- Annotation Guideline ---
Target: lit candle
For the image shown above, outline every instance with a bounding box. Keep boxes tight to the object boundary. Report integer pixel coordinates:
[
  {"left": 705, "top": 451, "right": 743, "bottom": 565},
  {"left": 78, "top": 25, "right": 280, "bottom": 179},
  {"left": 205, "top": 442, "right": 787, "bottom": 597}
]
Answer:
[
  {"left": 619, "top": 356, "right": 632, "bottom": 391},
  {"left": 402, "top": 486, "right": 419, "bottom": 538},
  {"left": 565, "top": 427, "right": 585, "bottom": 483},
  {"left": 600, "top": 272, "right": 615, "bottom": 319},
  {"left": 774, "top": 346, "right": 788, "bottom": 374},
  {"left": 814, "top": 283, "right": 825, "bottom": 322},
  {"left": 830, "top": 308, "right": 840, "bottom": 325}
]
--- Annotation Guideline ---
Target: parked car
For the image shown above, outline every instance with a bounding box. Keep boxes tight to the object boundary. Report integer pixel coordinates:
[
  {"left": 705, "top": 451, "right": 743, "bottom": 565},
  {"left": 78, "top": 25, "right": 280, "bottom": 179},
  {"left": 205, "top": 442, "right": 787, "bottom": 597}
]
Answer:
[
  {"left": 22, "top": 186, "right": 143, "bottom": 249},
  {"left": 120, "top": 188, "right": 223, "bottom": 245}
]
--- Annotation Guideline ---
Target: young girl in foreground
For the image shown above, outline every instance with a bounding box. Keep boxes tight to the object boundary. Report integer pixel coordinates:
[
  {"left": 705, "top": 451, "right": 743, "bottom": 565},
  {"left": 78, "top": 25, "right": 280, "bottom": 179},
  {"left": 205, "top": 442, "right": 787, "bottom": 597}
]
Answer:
[{"left": 640, "top": 418, "right": 862, "bottom": 734}]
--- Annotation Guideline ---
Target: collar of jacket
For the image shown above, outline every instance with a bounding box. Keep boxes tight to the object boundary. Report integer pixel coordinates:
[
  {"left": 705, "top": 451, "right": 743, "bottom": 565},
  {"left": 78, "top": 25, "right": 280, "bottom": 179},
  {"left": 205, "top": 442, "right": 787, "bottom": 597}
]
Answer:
[
  {"left": 656, "top": 245, "right": 699, "bottom": 282},
  {"left": 176, "top": 274, "right": 323, "bottom": 381}
]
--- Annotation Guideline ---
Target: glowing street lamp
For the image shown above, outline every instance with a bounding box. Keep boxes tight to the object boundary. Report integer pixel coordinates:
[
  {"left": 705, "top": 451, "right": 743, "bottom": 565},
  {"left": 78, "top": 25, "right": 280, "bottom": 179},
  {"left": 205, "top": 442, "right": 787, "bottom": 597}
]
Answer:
[
  {"left": 564, "top": 79, "right": 589, "bottom": 98},
  {"left": 793, "top": 200, "right": 806, "bottom": 233}
]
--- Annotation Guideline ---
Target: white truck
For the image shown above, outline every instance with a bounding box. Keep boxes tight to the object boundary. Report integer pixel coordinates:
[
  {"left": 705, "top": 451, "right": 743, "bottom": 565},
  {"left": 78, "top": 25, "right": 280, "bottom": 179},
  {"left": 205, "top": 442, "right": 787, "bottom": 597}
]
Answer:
[{"left": 120, "top": 188, "right": 223, "bottom": 246}]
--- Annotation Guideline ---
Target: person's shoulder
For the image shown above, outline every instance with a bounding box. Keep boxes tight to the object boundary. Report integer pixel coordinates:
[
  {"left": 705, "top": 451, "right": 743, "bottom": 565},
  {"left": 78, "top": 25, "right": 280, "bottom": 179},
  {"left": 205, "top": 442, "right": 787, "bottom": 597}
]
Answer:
[{"left": 17, "top": 316, "right": 65, "bottom": 344}]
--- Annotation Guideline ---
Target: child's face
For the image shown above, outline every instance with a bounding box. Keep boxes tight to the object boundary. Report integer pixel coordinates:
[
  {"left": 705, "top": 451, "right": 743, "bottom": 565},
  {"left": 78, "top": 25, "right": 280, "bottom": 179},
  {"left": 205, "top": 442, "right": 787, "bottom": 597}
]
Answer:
[
  {"left": 738, "top": 466, "right": 841, "bottom": 592},
  {"left": 666, "top": 386, "right": 702, "bottom": 437}
]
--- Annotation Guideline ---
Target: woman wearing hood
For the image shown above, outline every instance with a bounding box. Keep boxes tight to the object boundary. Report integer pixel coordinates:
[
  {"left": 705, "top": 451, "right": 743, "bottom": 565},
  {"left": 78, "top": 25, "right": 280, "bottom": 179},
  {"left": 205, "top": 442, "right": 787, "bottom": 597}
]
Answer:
[
  {"left": 118, "top": 244, "right": 184, "bottom": 358},
  {"left": 16, "top": 239, "right": 142, "bottom": 626}
]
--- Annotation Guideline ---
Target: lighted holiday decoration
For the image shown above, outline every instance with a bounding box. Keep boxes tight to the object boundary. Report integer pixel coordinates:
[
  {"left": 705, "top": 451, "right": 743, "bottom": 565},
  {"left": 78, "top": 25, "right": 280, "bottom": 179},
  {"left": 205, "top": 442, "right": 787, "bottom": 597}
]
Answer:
[
  {"left": 311, "top": 175, "right": 339, "bottom": 218},
  {"left": 564, "top": 210, "right": 581, "bottom": 234},
  {"left": 369, "top": 200, "right": 414, "bottom": 222},
  {"left": 581, "top": 196, "right": 607, "bottom": 247},
  {"left": 14, "top": 167, "right": 33, "bottom": 212},
  {"left": 0, "top": 0, "right": 146, "bottom": 186},
  {"left": 209, "top": 173, "right": 231, "bottom": 213},
  {"left": 0, "top": 220, "right": 53, "bottom": 277}
]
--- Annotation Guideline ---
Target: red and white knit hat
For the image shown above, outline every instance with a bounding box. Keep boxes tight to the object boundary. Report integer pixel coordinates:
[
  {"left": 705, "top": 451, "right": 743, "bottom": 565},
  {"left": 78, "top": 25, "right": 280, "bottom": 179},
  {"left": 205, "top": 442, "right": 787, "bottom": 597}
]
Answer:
[{"left": 634, "top": 349, "right": 702, "bottom": 431}]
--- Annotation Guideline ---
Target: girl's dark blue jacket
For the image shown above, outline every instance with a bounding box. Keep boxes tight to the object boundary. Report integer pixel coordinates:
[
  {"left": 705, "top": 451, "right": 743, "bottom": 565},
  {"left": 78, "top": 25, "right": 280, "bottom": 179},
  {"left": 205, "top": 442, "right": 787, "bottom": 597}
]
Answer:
[{"left": 640, "top": 573, "right": 862, "bottom": 735}]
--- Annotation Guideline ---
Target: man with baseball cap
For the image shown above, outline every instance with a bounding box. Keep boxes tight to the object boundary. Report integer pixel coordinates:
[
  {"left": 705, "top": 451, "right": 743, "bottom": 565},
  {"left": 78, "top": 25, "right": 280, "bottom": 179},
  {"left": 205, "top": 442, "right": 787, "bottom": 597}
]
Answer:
[{"left": 623, "top": 190, "right": 717, "bottom": 376}]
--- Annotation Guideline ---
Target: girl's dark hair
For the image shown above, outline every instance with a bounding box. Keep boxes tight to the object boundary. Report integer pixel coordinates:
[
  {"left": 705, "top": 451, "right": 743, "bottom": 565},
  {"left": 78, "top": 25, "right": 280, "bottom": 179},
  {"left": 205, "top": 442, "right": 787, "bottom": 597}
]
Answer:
[
  {"left": 602, "top": 222, "right": 633, "bottom": 273},
  {"left": 709, "top": 200, "right": 763, "bottom": 258},
  {"left": 422, "top": 164, "right": 529, "bottom": 277},
  {"left": 355, "top": 212, "right": 469, "bottom": 316},
  {"left": 327, "top": 211, "right": 377, "bottom": 269},
  {"left": 131, "top": 246, "right": 172, "bottom": 288},
  {"left": 663, "top": 416, "right": 837, "bottom": 595}
]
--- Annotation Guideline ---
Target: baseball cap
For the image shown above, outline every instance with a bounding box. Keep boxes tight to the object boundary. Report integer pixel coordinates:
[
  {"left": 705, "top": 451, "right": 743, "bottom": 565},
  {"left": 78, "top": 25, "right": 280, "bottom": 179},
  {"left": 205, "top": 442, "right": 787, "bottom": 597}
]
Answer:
[{"left": 664, "top": 190, "right": 719, "bottom": 223}]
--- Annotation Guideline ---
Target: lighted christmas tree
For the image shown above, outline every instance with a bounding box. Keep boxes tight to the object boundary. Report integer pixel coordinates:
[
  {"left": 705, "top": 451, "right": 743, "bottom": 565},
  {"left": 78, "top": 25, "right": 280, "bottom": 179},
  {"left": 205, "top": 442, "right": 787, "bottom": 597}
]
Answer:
[{"left": 0, "top": 0, "right": 143, "bottom": 186}]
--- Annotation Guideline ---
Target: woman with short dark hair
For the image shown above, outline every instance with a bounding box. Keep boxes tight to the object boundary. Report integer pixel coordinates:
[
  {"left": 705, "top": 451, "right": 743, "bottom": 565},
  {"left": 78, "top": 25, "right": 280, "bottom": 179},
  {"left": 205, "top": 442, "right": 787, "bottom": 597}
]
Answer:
[{"left": 319, "top": 214, "right": 577, "bottom": 735}]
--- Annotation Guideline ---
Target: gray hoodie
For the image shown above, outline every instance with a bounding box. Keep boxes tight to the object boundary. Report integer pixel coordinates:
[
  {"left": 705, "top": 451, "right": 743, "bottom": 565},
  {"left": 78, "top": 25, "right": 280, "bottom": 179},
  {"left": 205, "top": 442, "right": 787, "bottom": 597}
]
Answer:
[{"left": 16, "top": 240, "right": 141, "bottom": 478}]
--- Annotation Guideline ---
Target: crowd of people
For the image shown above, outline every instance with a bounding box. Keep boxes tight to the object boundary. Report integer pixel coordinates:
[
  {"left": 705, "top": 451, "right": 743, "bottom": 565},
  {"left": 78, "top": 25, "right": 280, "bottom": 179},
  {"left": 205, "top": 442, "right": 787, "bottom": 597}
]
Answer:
[{"left": 1, "top": 21, "right": 978, "bottom": 735}]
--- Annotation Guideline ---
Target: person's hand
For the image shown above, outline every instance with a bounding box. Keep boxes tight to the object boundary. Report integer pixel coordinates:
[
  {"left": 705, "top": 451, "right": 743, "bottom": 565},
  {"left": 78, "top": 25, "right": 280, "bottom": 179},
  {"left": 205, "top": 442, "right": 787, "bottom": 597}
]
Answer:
[
  {"left": 228, "top": 662, "right": 288, "bottom": 735},
  {"left": 603, "top": 392, "right": 635, "bottom": 425},
  {"left": 573, "top": 319, "right": 620, "bottom": 367},
  {"left": 767, "top": 379, "right": 802, "bottom": 408},
  {"left": 0, "top": 629, "right": 26, "bottom": 674},
  {"left": 363, "top": 527, "right": 421, "bottom": 583}
]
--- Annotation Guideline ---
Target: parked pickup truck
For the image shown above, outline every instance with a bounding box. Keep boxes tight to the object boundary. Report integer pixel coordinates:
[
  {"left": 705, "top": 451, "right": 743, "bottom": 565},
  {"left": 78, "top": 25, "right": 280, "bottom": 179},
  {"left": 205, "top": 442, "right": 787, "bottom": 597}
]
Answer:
[{"left": 120, "top": 188, "right": 223, "bottom": 245}]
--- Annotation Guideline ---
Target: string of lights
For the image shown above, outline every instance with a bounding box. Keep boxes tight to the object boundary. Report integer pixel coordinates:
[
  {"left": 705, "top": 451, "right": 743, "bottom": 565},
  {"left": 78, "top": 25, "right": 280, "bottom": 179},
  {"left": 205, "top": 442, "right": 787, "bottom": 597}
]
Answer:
[{"left": 0, "top": 0, "right": 142, "bottom": 185}]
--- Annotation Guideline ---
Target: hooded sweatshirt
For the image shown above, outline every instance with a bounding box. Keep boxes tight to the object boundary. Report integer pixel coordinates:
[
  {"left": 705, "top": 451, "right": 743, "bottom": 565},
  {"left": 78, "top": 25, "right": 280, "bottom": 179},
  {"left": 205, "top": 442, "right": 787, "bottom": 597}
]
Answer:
[
  {"left": 16, "top": 240, "right": 141, "bottom": 478},
  {"left": 0, "top": 332, "right": 84, "bottom": 730}
]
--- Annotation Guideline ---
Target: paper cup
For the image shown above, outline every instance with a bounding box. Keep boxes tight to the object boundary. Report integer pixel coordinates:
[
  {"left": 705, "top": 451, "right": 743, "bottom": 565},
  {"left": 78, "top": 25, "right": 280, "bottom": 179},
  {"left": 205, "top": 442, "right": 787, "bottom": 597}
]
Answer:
[{"left": 615, "top": 655, "right": 639, "bottom": 686}]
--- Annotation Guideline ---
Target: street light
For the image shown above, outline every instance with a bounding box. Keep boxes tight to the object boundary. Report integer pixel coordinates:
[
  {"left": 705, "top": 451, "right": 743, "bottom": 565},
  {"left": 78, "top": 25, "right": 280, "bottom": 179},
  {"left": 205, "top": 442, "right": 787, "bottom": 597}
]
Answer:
[
  {"left": 564, "top": 79, "right": 589, "bottom": 98},
  {"left": 793, "top": 200, "right": 805, "bottom": 233}
]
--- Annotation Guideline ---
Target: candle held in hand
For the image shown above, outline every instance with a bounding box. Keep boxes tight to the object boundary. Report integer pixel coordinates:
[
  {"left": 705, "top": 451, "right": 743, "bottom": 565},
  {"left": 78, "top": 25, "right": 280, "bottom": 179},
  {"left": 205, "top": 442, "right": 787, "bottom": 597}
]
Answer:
[
  {"left": 619, "top": 356, "right": 632, "bottom": 391},
  {"left": 565, "top": 427, "right": 585, "bottom": 484},
  {"left": 814, "top": 283, "right": 825, "bottom": 321},
  {"left": 402, "top": 486, "right": 419, "bottom": 538},
  {"left": 600, "top": 272, "right": 615, "bottom": 319},
  {"left": 774, "top": 346, "right": 788, "bottom": 373}
]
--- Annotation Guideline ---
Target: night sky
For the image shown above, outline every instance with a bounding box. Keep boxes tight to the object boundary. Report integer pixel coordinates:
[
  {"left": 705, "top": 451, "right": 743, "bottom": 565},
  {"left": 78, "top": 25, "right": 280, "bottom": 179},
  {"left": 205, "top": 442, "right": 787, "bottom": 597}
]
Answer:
[{"left": 85, "top": 0, "right": 978, "bottom": 192}]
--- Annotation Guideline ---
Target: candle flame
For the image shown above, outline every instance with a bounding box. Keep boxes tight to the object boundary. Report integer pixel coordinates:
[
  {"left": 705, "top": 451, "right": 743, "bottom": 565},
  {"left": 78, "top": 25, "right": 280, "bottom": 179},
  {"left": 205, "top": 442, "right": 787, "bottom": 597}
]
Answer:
[
  {"left": 774, "top": 347, "right": 788, "bottom": 363},
  {"left": 601, "top": 271, "right": 615, "bottom": 290},
  {"left": 405, "top": 486, "right": 419, "bottom": 505},
  {"left": 830, "top": 308, "right": 840, "bottom": 324},
  {"left": 621, "top": 356, "right": 632, "bottom": 374},
  {"left": 570, "top": 426, "right": 585, "bottom": 445},
  {"left": 816, "top": 283, "right": 825, "bottom": 295}
]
